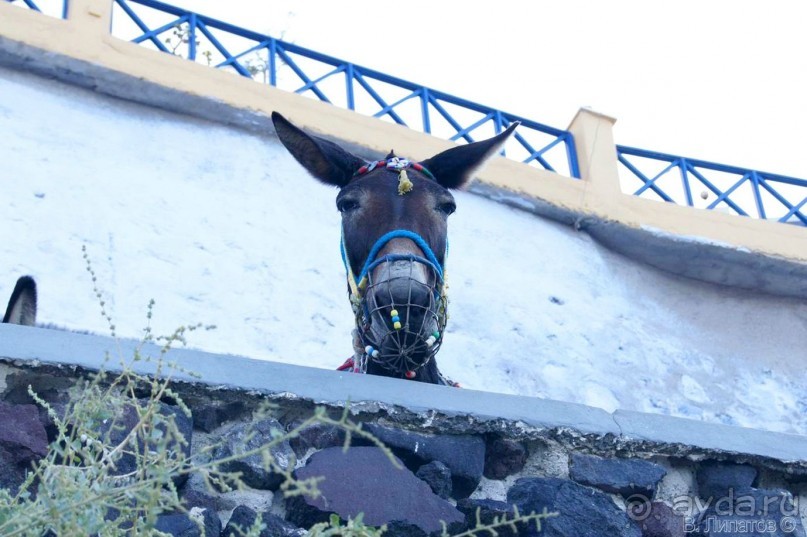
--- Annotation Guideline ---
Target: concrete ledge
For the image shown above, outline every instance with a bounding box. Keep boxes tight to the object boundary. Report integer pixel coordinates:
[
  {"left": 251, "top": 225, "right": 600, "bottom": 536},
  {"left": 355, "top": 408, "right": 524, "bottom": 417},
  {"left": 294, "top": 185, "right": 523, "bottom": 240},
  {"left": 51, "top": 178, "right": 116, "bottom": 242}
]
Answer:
[
  {"left": 0, "top": 324, "right": 617, "bottom": 436},
  {"left": 614, "top": 410, "right": 807, "bottom": 464},
  {"left": 2, "top": 324, "right": 806, "bottom": 471},
  {"left": 585, "top": 220, "right": 807, "bottom": 299}
]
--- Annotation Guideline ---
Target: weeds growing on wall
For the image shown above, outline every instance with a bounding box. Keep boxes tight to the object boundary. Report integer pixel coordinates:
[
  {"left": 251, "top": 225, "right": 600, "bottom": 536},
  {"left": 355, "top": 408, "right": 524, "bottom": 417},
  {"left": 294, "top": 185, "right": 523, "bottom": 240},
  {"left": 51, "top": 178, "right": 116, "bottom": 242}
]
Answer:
[{"left": 0, "top": 248, "right": 556, "bottom": 536}]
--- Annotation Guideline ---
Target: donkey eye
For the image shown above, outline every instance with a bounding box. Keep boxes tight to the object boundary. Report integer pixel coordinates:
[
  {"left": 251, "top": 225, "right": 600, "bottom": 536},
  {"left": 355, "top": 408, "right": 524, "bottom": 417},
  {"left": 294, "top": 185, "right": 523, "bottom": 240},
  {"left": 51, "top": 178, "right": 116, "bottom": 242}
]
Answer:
[
  {"left": 337, "top": 198, "right": 360, "bottom": 213},
  {"left": 438, "top": 201, "right": 456, "bottom": 215}
]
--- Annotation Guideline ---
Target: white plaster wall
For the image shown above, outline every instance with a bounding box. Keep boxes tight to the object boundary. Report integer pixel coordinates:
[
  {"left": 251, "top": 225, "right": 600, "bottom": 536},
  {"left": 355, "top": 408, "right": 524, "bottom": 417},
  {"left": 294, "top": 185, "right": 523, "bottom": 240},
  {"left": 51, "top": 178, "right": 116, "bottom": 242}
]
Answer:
[{"left": 2, "top": 66, "right": 806, "bottom": 434}]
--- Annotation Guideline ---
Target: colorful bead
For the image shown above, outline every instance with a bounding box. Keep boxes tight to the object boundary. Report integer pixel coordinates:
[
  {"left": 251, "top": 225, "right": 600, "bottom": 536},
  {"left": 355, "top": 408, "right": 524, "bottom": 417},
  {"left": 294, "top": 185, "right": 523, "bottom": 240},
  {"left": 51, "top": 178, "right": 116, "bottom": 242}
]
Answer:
[
  {"left": 405, "top": 370, "right": 416, "bottom": 379},
  {"left": 390, "top": 309, "right": 399, "bottom": 317},
  {"left": 425, "top": 335, "right": 437, "bottom": 348},
  {"left": 391, "top": 316, "right": 400, "bottom": 323},
  {"left": 393, "top": 321, "right": 402, "bottom": 330},
  {"left": 432, "top": 331, "right": 440, "bottom": 338},
  {"left": 353, "top": 159, "right": 436, "bottom": 181}
]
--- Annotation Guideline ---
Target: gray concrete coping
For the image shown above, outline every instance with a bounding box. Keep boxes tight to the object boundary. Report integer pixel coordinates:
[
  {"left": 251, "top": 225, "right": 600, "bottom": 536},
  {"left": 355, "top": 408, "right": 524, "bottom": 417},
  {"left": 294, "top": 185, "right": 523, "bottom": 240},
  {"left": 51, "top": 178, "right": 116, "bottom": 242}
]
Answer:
[
  {"left": 614, "top": 410, "right": 807, "bottom": 464},
  {"left": 0, "top": 324, "right": 616, "bottom": 436},
  {"left": 2, "top": 323, "right": 807, "bottom": 467},
  {"left": 586, "top": 220, "right": 807, "bottom": 300}
]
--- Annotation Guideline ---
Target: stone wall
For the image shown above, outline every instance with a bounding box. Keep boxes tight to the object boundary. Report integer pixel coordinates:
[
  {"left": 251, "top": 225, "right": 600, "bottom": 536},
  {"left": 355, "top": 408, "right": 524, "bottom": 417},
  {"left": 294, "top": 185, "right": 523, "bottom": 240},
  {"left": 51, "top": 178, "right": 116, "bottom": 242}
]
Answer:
[{"left": 2, "top": 325, "right": 806, "bottom": 536}]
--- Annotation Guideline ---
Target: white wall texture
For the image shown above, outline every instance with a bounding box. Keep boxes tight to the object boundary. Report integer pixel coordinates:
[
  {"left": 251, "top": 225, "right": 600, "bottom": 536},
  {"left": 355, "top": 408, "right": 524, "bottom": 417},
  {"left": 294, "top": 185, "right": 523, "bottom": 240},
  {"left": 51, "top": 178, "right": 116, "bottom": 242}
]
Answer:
[{"left": 2, "top": 66, "right": 806, "bottom": 434}]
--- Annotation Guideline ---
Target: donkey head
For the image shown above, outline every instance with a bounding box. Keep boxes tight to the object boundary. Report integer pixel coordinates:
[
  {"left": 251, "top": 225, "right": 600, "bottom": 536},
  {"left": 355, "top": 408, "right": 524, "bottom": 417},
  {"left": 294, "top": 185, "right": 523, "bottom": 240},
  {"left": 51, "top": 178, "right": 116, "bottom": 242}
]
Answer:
[
  {"left": 272, "top": 112, "right": 516, "bottom": 383},
  {"left": 3, "top": 276, "right": 37, "bottom": 326}
]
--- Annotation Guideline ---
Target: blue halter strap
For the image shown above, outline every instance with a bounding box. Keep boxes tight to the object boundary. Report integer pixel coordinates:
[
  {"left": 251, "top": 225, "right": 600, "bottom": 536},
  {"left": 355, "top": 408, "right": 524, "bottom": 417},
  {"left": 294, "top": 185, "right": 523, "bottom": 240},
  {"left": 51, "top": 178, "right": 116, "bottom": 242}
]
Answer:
[
  {"left": 343, "top": 229, "right": 445, "bottom": 291},
  {"left": 340, "top": 230, "right": 447, "bottom": 300}
]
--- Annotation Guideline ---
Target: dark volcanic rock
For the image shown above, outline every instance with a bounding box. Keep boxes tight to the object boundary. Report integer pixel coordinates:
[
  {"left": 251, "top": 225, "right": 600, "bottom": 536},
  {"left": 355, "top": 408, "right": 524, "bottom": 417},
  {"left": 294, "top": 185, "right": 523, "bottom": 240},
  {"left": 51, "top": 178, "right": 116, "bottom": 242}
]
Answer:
[
  {"left": 0, "top": 401, "right": 48, "bottom": 462},
  {"left": 383, "top": 519, "right": 466, "bottom": 537},
  {"left": 695, "top": 487, "right": 805, "bottom": 537},
  {"left": 190, "top": 399, "right": 247, "bottom": 433},
  {"left": 179, "top": 473, "right": 220, "bottom": 514},
  {"left": 383, "top": 520, "right": 428, "bottom": 537},
  {"left": 372, "top": 518, "right": 465, "bottom": 537},
  {"left": 628, "top": 501, "right": 684, "bottom": 537},
  {"left": 213, "top": 418, "right": 294, "bottom": 490},
  {"left": 222, "top": 505, "right": 260, "bottom": 537},
  {"left": 2, "top": 372, "right": 73, "bottom": 441},
  {"left": 0, "top": 401, "right": 48, "bottom": 493},
  {"left": 289, "top": 422, "right": 346, "bottom": 457},
  {"left": 508, "top": 477, "right": 642, "bottom": 537},
  {"left": 260, "top": 513, "right": 307, "bottom": 537},
  {"left": 696, "top": 461, "right": 758, "bottom": 500},
  {"left": 154, "top": 508, "right": 221, "bottom": 537},
  {"left": 456, "top": 498, "right": 515, "bottom": 519},
  {"left": 484, "top": 438, "right": 528, "bottom": 480},
  {"left": 416, "top": 460, "right": 453, "bottom": 499},
  {"left": 286, "top": 446, "right": 464, "bottom": 534},
  {"left": 154, "top": 513, "right": 196, "bottom": 537},
  {"left": 101, "top": 400, "right": 193, "bottom": 487},
  {"left": 569, "top": 453, "right": 666, "bottom": 499},
  {"left": 456, "top": 499, "right": 520, "bottom": 537},
  {"left": 2, "top": 371, "right": 74, "bottom": 406},
  {"left": 222, "top": 505, "right": 305, "bottom": 537},
  {"left": 358, "top": 424, "right": 485, "bottom": 498}
]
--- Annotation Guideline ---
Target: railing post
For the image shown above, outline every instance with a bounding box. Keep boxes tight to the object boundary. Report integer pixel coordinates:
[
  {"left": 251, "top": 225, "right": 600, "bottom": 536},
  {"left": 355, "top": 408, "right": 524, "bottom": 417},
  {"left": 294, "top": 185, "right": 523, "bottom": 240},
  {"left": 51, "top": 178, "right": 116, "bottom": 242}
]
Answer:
[
  {"left": 345, "top": 63, "right": 355, "bottom": 110},
  {"left": 268, "top": 39, "right": 277, "bottom": 86},
  {"left": 188, "top": 12, "right": 197, "bottom": 61},
  {"left": 420, "top": 87, "right": 431, "bottom": 134},
  {"left": 567, "top": 108, "right": 622, "bottom": 202},
  {"left": 65, "top": 0, "right": 112, "bottom": 35}
]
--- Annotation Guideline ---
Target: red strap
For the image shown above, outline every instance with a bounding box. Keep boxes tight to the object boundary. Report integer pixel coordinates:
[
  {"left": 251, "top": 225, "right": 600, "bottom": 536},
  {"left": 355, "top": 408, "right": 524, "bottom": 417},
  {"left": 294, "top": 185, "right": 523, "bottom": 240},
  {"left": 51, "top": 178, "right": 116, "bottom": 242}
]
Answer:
[{"left": 337, "top": 356, "right": 461, "bottom": 387}]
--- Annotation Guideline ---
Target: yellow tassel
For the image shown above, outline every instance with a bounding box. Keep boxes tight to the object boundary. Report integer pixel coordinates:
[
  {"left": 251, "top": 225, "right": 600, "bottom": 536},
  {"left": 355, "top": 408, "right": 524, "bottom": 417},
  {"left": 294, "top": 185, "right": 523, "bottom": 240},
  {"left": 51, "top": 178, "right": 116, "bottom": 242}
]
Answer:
[{"left": 398, "top": 170, "right": 414, "bottom": 195}]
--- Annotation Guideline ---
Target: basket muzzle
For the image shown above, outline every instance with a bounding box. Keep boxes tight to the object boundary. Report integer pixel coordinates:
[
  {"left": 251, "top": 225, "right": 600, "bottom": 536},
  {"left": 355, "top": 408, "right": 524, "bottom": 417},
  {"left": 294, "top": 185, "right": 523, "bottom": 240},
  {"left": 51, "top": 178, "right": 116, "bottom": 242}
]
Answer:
[{"left": 342, "top": 230, "right": 447, "bottom": 376}]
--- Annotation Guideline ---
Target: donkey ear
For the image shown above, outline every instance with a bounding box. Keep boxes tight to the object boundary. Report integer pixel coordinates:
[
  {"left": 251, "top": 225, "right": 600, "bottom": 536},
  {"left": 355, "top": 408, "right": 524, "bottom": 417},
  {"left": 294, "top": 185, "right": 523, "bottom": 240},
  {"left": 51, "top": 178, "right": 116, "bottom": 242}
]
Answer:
[
  {"left": 421, "top": 122, "right": 519, "bottom": 189},
  {"left": 4, "top": 275, "right": 37, "bottom": 326},
  {"left": 272, "top": 112, "right": 365, "bottom": 187}
]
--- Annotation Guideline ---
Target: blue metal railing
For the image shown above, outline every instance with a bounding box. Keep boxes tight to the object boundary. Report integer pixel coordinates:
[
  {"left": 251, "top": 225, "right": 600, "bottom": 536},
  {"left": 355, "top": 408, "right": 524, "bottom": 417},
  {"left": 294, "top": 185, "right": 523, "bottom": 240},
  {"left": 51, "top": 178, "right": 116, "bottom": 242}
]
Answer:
[
  {"left": 4, "top": 0, "right": 68, "bottom": 18},
  {"left": 110, "top": 0, "right": 580, "bottom": 178},
  {"left": 618, "top": 146, "right": 807, "bottom": 226}
]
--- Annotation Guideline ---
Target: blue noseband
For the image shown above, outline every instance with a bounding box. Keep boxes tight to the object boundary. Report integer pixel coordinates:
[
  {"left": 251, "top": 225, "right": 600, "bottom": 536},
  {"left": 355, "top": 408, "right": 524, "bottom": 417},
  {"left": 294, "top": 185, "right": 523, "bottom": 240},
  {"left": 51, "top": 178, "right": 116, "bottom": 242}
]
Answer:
[{"left": 342, "top": 229, "right": 445, "bottom": 290}]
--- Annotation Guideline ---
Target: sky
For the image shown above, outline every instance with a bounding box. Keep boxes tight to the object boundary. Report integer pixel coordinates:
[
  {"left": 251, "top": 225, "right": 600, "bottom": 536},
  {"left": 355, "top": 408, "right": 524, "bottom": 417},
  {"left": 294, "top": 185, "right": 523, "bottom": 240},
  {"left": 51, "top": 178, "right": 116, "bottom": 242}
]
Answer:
[{"left": 128, "top": 0, "right": 807, "bottom": 181}]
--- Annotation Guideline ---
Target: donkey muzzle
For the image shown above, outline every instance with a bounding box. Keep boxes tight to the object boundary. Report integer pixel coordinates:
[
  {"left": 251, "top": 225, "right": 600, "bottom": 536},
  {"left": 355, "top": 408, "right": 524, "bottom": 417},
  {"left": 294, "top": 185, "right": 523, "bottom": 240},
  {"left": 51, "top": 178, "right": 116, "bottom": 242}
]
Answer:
[{"left": 362, "top": 255, "right": 445, "bottom": 372}]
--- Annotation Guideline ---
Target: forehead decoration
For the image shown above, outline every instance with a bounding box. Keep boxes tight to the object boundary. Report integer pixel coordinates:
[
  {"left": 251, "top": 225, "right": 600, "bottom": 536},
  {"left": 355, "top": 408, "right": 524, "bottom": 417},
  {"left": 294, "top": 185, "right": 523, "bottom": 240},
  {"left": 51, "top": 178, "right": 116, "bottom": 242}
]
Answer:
[{"left": 353, "top": 157, "right": 436, "bottom": 196}]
